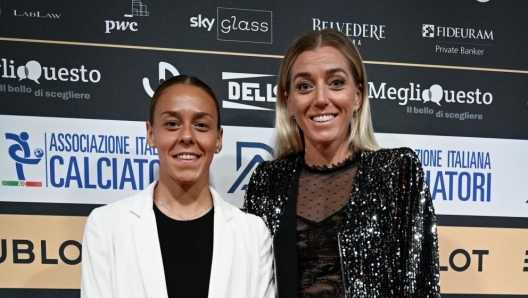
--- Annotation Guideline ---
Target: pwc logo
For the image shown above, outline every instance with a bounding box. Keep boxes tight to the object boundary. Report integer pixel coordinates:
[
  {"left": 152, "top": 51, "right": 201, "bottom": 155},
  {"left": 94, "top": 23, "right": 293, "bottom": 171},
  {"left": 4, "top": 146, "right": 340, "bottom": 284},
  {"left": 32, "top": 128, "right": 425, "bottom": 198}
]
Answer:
[{"left": 105, "top": 0, "right": 149, "bottom": 33}]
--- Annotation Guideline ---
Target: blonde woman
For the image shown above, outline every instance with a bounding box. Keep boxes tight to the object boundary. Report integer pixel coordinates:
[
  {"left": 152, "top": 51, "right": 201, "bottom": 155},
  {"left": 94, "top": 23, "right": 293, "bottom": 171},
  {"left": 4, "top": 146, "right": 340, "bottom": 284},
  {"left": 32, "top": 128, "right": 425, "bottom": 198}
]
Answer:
[{"left": 245, "top": 29, "right": 440, "bottom": 297}]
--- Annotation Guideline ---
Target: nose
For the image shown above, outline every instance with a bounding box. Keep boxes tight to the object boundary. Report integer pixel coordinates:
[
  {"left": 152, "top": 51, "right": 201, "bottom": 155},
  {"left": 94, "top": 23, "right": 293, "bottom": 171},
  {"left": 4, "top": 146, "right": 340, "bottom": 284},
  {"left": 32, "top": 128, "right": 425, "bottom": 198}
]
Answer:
[
  {"left": 314, "top": 85, "right": 329, "bottom": 108},
  {"left": 178, "top": 123, "right": 194, "bottom": 145}
]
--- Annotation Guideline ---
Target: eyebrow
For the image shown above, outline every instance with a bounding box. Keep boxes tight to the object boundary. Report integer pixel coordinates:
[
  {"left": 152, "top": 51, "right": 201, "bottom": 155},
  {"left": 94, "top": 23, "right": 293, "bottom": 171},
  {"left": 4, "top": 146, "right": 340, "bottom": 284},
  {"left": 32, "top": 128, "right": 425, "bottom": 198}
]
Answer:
[
  {"left": 161, "top": 111, "right": 214, "bottom": 119},
  {"left": 292, "top": 67, "right": 349, "bottom": 81}
]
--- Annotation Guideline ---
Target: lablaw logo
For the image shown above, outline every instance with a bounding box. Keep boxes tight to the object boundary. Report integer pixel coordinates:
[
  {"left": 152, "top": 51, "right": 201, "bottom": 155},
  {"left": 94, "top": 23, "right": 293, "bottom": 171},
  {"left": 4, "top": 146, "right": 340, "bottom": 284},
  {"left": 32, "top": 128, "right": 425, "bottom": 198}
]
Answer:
[
  {"left": 0, "top": 58, "right": 101, "bottom": 84},
  {"left": 228, "top": 142, "right": 273, "bottom": 193},
  {"left": 422, "top": 24, "right": 493, "bottom": 40},
  {"left": 13, "top": 10, "right": 61, "bottom": 19},
  {"left": 223, "top": 72, "right": 277, "bottom": 111},
  {"left": 143, "top": 62, "right": 180, "bottom": 97},
  {"left": 368, "top": 82, "right": 493, "bottom": 106},
  {"left": 105, "top": 0, "right": 149, "bottom": 33}
]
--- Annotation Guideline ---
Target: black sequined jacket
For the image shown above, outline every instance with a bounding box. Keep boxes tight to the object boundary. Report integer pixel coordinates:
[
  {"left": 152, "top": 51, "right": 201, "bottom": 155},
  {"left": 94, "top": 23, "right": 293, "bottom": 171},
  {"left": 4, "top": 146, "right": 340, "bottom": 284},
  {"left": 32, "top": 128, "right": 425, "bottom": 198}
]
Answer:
[{"left": 244, "top": 148, "right": 440, "bottom": 298}]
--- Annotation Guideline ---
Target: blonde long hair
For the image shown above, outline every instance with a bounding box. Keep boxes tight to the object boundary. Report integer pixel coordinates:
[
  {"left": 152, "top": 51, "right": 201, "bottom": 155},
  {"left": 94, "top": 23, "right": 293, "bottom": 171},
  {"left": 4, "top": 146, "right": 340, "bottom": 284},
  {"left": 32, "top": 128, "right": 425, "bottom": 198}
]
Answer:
[{"left": 274, "top": 29, "right": 379, "bottom": 159}]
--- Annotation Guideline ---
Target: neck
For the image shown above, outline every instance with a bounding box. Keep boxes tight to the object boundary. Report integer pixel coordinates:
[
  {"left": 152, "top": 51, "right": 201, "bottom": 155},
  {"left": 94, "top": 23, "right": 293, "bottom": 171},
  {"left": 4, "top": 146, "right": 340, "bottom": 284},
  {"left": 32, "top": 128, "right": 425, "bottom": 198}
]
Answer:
[
  {"left": 303, "top": 138, "right": 354, "bottom": 167},
  {"left": 154, "top": 175, "right": 213, "bottom": 219}
]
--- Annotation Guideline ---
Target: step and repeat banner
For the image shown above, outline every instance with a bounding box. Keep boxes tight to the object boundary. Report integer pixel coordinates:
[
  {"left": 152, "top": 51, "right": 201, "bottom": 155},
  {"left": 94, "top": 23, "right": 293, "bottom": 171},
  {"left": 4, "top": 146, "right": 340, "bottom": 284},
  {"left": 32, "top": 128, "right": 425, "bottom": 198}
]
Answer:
[{"left": 1, "top": 0, "right": 527, "bottom": 297}]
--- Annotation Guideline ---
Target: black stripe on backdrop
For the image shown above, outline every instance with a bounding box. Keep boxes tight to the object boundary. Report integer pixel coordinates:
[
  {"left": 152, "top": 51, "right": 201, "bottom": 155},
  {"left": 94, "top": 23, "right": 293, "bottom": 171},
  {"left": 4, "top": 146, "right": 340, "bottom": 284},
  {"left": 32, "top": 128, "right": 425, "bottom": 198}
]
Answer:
[
  {"left": 0, "top": 289, "right": 78, "bottom": 298},
  {"left": 0, "top": 289, "right": 526, "bottom": 298},
  {"left": 0, "top": 201, "right": 101, "bottom": 217},
  {"left": 442, "top": 294, "right": 528, "bottom": 298},
  {"left": 1, "top": 201, "right": 527, "bottom": 229}
]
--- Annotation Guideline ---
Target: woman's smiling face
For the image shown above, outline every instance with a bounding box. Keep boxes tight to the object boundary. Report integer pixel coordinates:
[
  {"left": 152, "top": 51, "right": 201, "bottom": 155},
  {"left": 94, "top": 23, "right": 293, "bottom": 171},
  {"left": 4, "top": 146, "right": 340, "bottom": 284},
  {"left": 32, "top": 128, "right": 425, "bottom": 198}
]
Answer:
[
  {"left": 286, "top": 46, "right": 362, "bottom": 150},
  {"left": 147, "top": 84, "right": 222, "bottom": 186}
]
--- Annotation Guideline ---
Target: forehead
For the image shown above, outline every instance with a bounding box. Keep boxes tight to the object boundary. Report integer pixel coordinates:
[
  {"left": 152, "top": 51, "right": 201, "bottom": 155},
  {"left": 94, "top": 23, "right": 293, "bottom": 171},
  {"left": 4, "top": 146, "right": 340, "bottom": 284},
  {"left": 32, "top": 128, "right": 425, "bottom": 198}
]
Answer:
[
  {"left": 156, "top": 84, "right": 217, "bottom": 114},
  {"left": 291, "top": 46, "right": 349, "bottom": 74}
]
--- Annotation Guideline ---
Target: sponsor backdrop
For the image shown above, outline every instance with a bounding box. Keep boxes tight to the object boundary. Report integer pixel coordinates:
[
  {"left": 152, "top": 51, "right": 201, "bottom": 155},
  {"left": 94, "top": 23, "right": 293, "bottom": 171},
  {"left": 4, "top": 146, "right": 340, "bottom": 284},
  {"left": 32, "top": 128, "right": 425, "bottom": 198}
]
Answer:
[{"left": 1, "top": 0, "right": 527, "bottom": 297}]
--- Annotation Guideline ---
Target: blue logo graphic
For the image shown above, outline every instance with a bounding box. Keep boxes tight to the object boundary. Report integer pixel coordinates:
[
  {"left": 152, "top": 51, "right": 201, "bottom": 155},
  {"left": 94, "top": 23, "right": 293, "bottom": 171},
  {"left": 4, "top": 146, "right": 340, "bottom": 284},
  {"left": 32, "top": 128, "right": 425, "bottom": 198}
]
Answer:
[
  {"left": 5, "top": 132, "right": 43, "bottom": 180},
  {"left": 228, "top": 142, "right": 273, "bottom": 193}
]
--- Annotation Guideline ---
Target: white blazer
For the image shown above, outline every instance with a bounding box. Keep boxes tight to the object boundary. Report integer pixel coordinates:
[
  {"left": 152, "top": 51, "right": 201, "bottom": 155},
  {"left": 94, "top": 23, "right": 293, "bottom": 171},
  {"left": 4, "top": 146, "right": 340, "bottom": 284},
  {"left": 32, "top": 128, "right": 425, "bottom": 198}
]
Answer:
[{"left": 81, "top": 182, "right": 275, "bottom": 298}]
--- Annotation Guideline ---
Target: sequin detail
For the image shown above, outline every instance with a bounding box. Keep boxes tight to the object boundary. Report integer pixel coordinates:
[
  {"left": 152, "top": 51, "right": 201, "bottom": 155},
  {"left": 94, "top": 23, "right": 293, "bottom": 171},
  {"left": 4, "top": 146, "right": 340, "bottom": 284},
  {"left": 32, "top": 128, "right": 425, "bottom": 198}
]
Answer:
[{"left": 244, "top": 148, "right": 441, "bottom": 297}]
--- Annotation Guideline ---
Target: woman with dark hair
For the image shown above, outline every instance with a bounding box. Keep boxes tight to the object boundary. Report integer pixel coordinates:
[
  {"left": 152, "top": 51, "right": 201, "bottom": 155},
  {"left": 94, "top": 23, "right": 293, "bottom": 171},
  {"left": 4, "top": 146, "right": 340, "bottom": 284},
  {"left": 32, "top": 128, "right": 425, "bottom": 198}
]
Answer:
[
  {"left": 244, "top": 29, "right": 440, "bottom": 297},
  {"left": 81, "top": 75, "right": 275, "bottom": 298}
]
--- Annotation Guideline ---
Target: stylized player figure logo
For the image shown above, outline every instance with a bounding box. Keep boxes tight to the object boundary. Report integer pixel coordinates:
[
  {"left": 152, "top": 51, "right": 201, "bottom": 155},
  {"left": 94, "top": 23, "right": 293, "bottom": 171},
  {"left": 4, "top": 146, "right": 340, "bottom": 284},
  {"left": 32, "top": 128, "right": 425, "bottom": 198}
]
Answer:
[{"left": 5, "top": 132, "right": 43, "bottom": 180}]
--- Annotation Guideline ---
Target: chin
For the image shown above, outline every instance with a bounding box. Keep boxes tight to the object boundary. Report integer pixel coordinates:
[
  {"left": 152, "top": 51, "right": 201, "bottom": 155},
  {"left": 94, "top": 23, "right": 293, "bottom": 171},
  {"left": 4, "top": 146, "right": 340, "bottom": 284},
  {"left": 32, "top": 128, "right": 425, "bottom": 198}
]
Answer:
[
  {"left": 307, "top": 135, "right": 342, "bottom": 146},
  {"left": 172, "top": 170, "right": 209, "bottom": 186}
]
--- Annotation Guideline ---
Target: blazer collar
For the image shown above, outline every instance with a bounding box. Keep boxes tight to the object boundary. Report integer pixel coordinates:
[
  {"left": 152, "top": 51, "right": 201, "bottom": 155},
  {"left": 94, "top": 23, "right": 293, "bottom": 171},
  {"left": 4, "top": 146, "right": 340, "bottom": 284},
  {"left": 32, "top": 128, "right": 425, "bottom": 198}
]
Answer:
[
  {"left": 130, "top": 182, "right": 167, "bottom": 298},
  {"left": 208, "top": 187, "right": 235, "bottom": 298},
  {"left": 129, "top": 181, "right": 234, "bottom": 222},
  {"left": 130, "top": 181, "right": 235, "bottom": 298}
]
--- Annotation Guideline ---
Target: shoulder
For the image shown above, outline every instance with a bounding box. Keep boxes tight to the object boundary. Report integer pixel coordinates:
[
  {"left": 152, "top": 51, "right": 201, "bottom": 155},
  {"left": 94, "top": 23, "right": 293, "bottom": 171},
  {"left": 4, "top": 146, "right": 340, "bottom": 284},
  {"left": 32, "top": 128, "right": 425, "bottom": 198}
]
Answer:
[
  {"left": 88, "top": 181, "right": 157, "bottom": 219},
  {"left": 220, "top": 197, "right": 267, "bottom": 228},
  {"left": 85, "top": 182, "right": 154, "bottom": 229},
  {"left": 85, "top": 196, "right": 134, "bottom": 230},
  {"left": 362, "top": 147, "right": 417, "bottom": 160},
  {"left": 361, "top": 147, "right": 420, "bottom": 168},
  {"left": 252, "top": 154, "right": 297, "bottom": 176},
  {"left": 217, "top": 195, "right": 270, "bottom": 239}
]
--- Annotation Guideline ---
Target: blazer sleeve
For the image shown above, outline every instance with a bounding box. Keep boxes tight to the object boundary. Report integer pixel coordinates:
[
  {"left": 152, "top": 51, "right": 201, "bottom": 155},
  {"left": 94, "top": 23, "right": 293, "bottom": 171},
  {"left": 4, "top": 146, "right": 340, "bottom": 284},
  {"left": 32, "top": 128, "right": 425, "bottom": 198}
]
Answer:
[
  {"left": 252, "top": 216, "right": 277, "bottom": 298},
  {"left": 401, "top": 149, "right": 441, "bottom": 297},
  {"left": 81, "top": 207, "right": 113, "bottom": 298}
]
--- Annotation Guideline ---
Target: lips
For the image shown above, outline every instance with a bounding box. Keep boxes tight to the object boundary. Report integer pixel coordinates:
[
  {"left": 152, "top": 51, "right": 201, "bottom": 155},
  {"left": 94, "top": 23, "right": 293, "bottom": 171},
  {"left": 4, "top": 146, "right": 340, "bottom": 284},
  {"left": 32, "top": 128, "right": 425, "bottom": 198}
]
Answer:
[
  {"left": 311, "top": 114, "right": 336, "bottom": 122},
  {"left": 174, "top": 154, "right": 200, "bottom": 160}
]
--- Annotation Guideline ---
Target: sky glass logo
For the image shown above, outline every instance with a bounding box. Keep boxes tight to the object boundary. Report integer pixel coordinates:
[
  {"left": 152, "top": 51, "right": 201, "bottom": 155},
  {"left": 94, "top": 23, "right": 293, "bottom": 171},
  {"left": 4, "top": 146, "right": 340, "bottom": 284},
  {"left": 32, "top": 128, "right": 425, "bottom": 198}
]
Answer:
[
  {"left": 3, "top": 132, "right": 43, "bottom": 187},
  {"left": 143, "top": 61, "right": 180, "bottom": 97},
  {"left": 189, "top": 7, "right": 272, "bottom": 43},
  {"left": 217, "top": 7, "right": 272, "bottom": 44},
  {"left": 228, "top": 142, "right": 273, "bottom": 193}
]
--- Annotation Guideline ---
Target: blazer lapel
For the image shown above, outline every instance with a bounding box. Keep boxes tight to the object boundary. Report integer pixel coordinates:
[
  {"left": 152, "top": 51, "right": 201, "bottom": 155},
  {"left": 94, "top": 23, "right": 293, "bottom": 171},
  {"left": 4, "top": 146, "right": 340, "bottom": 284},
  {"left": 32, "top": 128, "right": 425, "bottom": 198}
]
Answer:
[
  {"left": 131, "top": 183, "right": 169, "bottom": 298},
  {"left": 207, "top": 187, "right": 235, "bottom": 298}
]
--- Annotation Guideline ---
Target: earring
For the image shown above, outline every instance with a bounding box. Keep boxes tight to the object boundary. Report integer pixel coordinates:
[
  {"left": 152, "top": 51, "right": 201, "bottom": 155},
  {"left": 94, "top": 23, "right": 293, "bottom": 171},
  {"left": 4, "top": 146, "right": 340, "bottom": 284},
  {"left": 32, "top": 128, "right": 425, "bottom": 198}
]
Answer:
[
  {"left": 353, "top": 110, "right": 357, "bottom": 117},
  {"left": 215, "top": 149, "right": 220, "bottom": 154},
  {"left": 291, "top": 114, "right": 296, "bottom": 120}
]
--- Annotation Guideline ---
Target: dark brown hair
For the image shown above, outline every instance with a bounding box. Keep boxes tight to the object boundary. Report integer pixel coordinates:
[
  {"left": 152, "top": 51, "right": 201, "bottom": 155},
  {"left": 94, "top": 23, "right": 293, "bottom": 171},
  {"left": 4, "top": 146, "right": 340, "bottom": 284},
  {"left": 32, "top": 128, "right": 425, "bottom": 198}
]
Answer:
[{"left": 149, "top": 75, "right": 221, "bottom": 130}]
